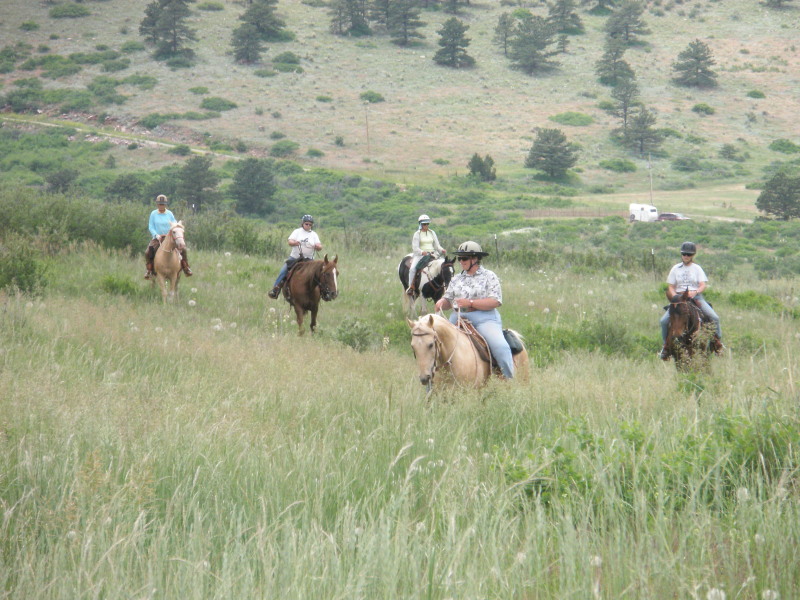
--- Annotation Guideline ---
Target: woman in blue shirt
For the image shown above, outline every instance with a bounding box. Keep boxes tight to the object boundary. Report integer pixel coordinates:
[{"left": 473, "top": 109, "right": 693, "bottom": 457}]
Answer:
[{"left": 144, "top": 195, "right": 192, "bottom": 279}]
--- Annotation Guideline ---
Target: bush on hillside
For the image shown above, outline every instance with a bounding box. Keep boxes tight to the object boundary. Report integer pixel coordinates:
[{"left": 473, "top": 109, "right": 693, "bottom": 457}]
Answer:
[
  {"left": 599, "top": 158, "right": 637, "bottom": 172},
  {"left": 20, "top": 21, "right": 40, "bottom": 31},
  {"left": 769, "top": 139, "right": 800, "bottom": 154},
  {"left": 49, "top": 4, "right": 91, "bottom": 18},
  {"left": 270, "top": 140, "right": 299, "bottom": 157},
  {"left": 549, "top": 112, "right": 594, "bottom": 126},
  {"left": 692, "top": 103, "right": 715, "bottom": 115},
  {"left": 0, "top": 234, "right": 48, "bottom": 296},
  {"left": 200, "top": 97, "right": 238, "bottom": 111},
  {"left": 360, "top": 91, "right": 385, "bottom": 103},
  {"left": 747, "top": 89, "right": 765, "bottom": 98}
]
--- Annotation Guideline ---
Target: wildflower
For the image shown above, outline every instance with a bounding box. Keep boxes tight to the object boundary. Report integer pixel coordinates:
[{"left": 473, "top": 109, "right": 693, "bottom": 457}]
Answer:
[
  {"left": 188, "top": 300, "right": 196, "bottom": 307},
  {"left": 754, "top": 534, "right": 765, "bottom": 545},
  {"left": 131, "top": 326, "right": 139, "bottom": 333},
  {"left": 269, "top": 307, "right": 276, "bottom": 314},
  {"left": 543, "top": 307, "right": 550, "bottom": 314},
  {"left": 736, "top": 487, "right": 751, "bottom": 503},
  {"left": 212, "top": 324, "right": 223, "bottom": 331},
  {"left": 587, "top": 290, "right": 594, "bottom": 295},
  {"left": 229, "top": 322, "right": 237, "bottom": 329},
  {"left": 762, "top": 590, "right": 779, "bottom": 600},
  {"left": 707, "top": 588, "right": 726, "bottom": 600},
  {"left": 191, "top": 288, "right": 197, "bottom": 293},
  {"left": 66, "top": 530, "right": 77, "bottom": 540},
  {"left": 226, "top": 270, "right": 233, "bottom": 275},
  {"left": 590, "top": 555, "right": 602, "bottom": 568},
  {"left": 154, "top": 327, "right": 163, "bottom": 333},
  {"left": 516, "top": 552, "right": 527, "bottom": 564},
  {"left": 224, "top": 252, "right": 231, "bottom": 257},
  {"left": 528, "top": 300, "right": 535, "bottom": 307},
  {"left": 248, "top": 283, "right": 254, "bottom": 289}
]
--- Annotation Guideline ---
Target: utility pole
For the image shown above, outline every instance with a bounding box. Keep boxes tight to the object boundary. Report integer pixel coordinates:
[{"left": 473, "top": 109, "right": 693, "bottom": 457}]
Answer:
[{"left": 648, "top": 153, "right": 654, "bottom": 205}]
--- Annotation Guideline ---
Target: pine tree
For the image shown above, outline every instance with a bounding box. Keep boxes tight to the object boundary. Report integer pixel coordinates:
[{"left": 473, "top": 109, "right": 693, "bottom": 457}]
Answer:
[
  {"left": 433, "top": 18, "right": 474, "bottom": 68},
  {"left": 329, "top": 0, "right": 371, "bottom": 36},
  {"left": 388, "top": 0, "right": 425, "bottom": 46},
  {"left": 547, "top": 0, "right": 584, "bottom": 34},
  {"left": 467, "top": 154, "right": 496, "bottom": 181},
  {"left": 370, "top": 0, "right": 392, "bottom": 27},
  {"left": 177, "top": 155, "right": 220, "bottom": 213},
  {"left": 231, "top": 158, "right": 276, "bottom": 216},
  {"left": 621, "top": 106, "right": 662, "bottom": 156},
  {"left": 583, "top": 0, "right": 616, "bottom": 15},
  {"left": 156, "top": 0, "right": 197, "bottom": 58},
  {"left": 493, "top": 13, "right": 514, "bottom": 57},
  {"left": 604, "top": 0, "right": 649, "bottom": 44},
  {"left": 756, "top": 172, "right": 800, "bottom": 220},
  {"left": 232, "top": 23, "right": 265, "bottom": 63},
  {"left": 672, "top": 39, "right": 718, "bottom": 88},
  {"left": 240, "top": 0, "right": 287, "bottom": 41},
  {"left": 610, "top": 77, "right": 639, "bottom": 129},
  {"left": 509, "top": 12, "right": 559, "bottom": 75},
  {"left": 524, "top": 128, "right": 578, "bottom": 178},
  {"left": 594, "top": 37, "right": 634, "bottom": 85},
  {"left": 139, "top": 1, "right": 162, "bottom": 45}
]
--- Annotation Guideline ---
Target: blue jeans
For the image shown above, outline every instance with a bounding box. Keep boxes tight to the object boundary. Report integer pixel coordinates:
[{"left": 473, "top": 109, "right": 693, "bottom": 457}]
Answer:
[
  {"left": 273, "top": 262, "right": 290, "bottom": 288},
  {"left": 450, "top": 308, "right": 514, "bottom": 379},
  {"left": 660, "top": 293, "right": 721, "bottom": 343}
]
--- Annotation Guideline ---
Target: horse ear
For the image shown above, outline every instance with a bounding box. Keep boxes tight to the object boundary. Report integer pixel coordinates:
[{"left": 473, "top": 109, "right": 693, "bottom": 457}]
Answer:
[
  {"left": 407, "top": 318, "right": 415, "bottom": 329},
  {"left": 332, "top": 255, "right": 338, "bottom": 264},
  {"left": 427, "top": 315, "right": 434, "bottom": 328},
  {"left": 323, "top": 253, "right": 329, "bottom": 263}
]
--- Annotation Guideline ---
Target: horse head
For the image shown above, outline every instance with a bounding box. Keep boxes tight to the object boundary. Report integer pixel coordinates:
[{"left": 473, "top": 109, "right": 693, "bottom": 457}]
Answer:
[
  {"left": 318, "top": 254, "right": 339, "bottom": 301},
  {"left": 408, "top": 314, "right": 439, "bottom": 387},
  {"left": 440, "top": 256, "right": 455, "bottom": 287},
  {"left": 168, "top": 221, "right": 186, "bottom": 251}
]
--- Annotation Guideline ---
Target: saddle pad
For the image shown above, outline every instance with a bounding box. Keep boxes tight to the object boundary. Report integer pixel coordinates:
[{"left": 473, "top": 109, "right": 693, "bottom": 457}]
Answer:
[{"left": 456, "top": 319, "right": 492, "bottom": 364}]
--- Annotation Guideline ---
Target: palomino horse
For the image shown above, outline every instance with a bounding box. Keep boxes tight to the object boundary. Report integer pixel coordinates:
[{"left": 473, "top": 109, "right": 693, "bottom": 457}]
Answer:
[
  {"left": 398, "top": 255, "right": 455, "bottom": 316},
  {"left": 408, "top": 313, "right": 529, "bottom": 391},
  {"left": 664, "top": 289, "right": 722, "bottom": 369},
  {"left": 282, "top": 254, "right": 339, "bottom": 334},
  {"left": 153, "top": 221, "right": 186, "bottom": 303}
]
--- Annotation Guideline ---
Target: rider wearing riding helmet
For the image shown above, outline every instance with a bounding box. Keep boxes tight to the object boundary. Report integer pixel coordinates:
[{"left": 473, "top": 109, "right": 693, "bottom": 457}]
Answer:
[
  {"left": 144, "top": 194, "right": 192, "bottom": 279},
  {"left": 407, "top": 214, "right": 446, "bottom": 295},
  {"left": 658, "top": 241, "right": 722, "bottom": 360},
  {"left": 434, "top": 241, "right": 515, "bottom": 379},
  {"left": 269, "top": 214, "right": 323, "bottom": 299}
]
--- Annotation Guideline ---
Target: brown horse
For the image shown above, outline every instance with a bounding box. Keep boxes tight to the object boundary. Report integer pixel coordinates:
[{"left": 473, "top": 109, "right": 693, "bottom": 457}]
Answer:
[
  {"left": 153, "top": 221, "right": 186, "bottom": 303},
  {"left": 408, "top": 314, "right": 529, "bottom": 391},
  {"left": 282, "top": 254, "right": 339, "bottom": 334},
  {"left": 664, "top": 289, "right": 722, "bottom": 369}
]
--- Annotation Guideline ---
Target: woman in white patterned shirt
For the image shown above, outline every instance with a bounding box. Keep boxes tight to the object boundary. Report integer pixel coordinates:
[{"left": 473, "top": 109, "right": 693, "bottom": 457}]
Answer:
[{"left": 435, "top": 241, "right": 514, "bottom": 379}]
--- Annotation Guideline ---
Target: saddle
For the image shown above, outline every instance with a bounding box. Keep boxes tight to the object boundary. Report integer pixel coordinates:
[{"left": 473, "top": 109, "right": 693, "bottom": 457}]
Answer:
[
  {"left": 454, "top": 319, "right": 523, "bottom": 373},
  {"left": 283, "top": 257, "right": 312, "bottom": 299},
  {"left": 410, "top": 254, "right": 435, "bottom": 290}
]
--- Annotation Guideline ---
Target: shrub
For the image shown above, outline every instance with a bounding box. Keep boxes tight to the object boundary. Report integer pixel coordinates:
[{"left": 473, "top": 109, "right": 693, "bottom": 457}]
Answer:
[
  {"left": 122, "top": 74, "right": 157, "bottom": 90},
  {"left": 334, "top": 136, "right": 345, "bottom": 147},
  {"left": 597, "top": 100, "right": 616, "bottom": 112},
  {"left": 0, "top": 234, "right": 48, "bottom": 295},
  {"left": 599, "top": 158, "right": 637, "bottom": 172},
  {"left": 168, "top": 144, "right": 192, "bottom": 156},
  {"left": 49, "top": 4, "right": 91, "bottom": 18},
  {"left": 316, "top": 95, "right": 333, "bottom": 102},
  {"left": 197, "top": 1, "right": 224, "bottom": 9},
  {"left": 165, "top": 56, "right": 193, "bottom": 69},
  {"left": 273, "top": 63, "right": 303, "bottom": 73},
  {"left": 200, "top": 97, "right": 237, "bottom": 111},
  {"left": 102, "top": 59, "right": 130, "bottom": 72},
  {"left": 20, "top": 21, "right": 40, "bottom": 31},
  {"left": 334, "top": 317, "right": 376, "bottom": 351},
  {"left": 269, "top": 131, "right": 286, "bottom": 140},
  {"left": 360, "top": 90, "right": 385, "bottom": 103},
  {"left": 254, "top": 69, "right": 276, "bottom": 78},
  {"left": 692, "top": 103, "right": 715, "bottom": 115},
  {"left": 307, "top": 148, "right": 324, "bottom": 157},
  {"left": 120, "top": 41, "right": 146, "bottom": 53},
  {"left": 549, "top": 112, "right": 593, "bottom": 126},
  {"left": 769, "top": 139, "right": 800, "bottom": 154},
  {"left": 99, "top": 274, "right": 138, "bottom": 296},
  {"left": 189, "top": 86, "right": 209, "bottom": 95},
  {"left": 269, "top": 140, "right": 299, "bottom": 157},
  {"left": 272, "top": 51, "right": 300, "bottom": 64},
  {"left": 747, "top": 89, "right": 765, "bottom": 99}
]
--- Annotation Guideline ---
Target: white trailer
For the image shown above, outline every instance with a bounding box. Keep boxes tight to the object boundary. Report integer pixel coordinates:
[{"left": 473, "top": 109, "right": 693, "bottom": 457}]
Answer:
[{"left": 629, "top": 203, "right": 658, "bottom": 222}]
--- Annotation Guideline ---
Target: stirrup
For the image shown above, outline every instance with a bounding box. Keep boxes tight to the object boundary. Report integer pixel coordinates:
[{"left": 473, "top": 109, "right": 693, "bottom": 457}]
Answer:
[
  {"left": 144, "top": 271, "right": 153, "bottom": 280},
  {"left": 406, "top": 287, "right": 415, "bottom": 295},
  {"left": 268, "top": 286, "right": 281, "bottom": 299}
]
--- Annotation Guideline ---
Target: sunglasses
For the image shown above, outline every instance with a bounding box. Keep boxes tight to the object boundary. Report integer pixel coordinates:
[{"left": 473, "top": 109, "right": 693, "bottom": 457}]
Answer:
[
  {"left": 457, "top": 257, "right": 472, "bottom": 262},
  {"left": 303, "top": 222, "right": 313, "bottom": 226},
  {"left": 681, "top": 252, "right": 694, "bottom": 256}
]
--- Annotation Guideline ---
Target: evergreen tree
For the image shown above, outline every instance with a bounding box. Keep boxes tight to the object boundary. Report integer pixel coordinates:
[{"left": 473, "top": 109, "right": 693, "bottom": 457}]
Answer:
[
  {"left": 105, "top": 174, "right": 146, "bottom": 202},
  {"left": 139, "top": 1, "right": 162, "bottom": 45},
  {"left": 594, "top": 37, "right": 634, "bottom": 85},
  {"left": 329, "top": 0, "right": 371, "bottom": 36},
  {"left": 388, "top": 0, "right": 426, "bottom": 46},
  {"left": 610, "top": 77, "right": 639, "bottom": 129},
  {"left": 672, "top": 39, "right": 718, "bottom": 88},
  {"left": 756, "top": 172, "right": 800, "bottom": 220},
  {"left": 443, "top": 0, "right": 461, "bottom": 15},
  {"left": 433, "top": 18, "right": 475, "bottom": 68},
  {"left": 467, "top": 154, "right": 496, "bottom": 182},
  {"left": 604, "top": 0, "right": 649, "bottom": 44},
  {"left": 524, "top": 128, "right": 578, "bottom": 178},
  {"left": 230, "top": 158, "right": 276, "bottom": 216},
  {"left": 493, "top": 13, "right": 514, "bottom": 57},
  {"left": 232, "top": 23, "right": 265, "bottom": 63},
  {"left": 370, "top": 0, "right": 392, "bottom": 27},
  {"left": 621, "top": 106, "right": 662, "bottom": 156},
  {"left": 177, "top": 155, "right": 220, "bottom": 213},
  {"left": 509, "top": 12, "right": 559, "bottom": 75},
  {"left": 240, "top": 0, "right": 287, "bottom": 41},
  {"left": 765, "top": 0, "right": 794, "bottom": 7},
  {"left": 583, "top": 0, "right": 616, "bottom": 14},
  {"left": 547, "top": 0, "right": 584, "bottom": 34},
  {"left": 151, "top": 0, "right": 197, "bottom": 59}
]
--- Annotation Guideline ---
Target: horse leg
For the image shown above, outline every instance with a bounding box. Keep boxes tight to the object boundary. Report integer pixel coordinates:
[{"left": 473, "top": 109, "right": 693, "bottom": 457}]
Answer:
[
  {"left": 309, "top": 307, "right": 318, "bottom": 333},
  {"left": 157, "top": 274, "right": 168, "bottom": 303},
  {"left": 294, "top": 305, "right": 306, "bottom": 335}
]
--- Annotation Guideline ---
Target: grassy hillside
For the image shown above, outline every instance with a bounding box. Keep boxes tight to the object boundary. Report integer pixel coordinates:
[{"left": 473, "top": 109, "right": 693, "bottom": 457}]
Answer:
[{"left": 1, "top": 0, "right": 798, "bottom": 190}]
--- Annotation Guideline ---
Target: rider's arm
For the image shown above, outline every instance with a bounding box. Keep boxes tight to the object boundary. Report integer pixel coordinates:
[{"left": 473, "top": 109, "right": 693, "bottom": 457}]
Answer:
[
  {"left": 667, "top": 283, "right": 677, "bottom": 298},
  {"left": 148, "top": 212, "right": 158, "bottom": 238},
  {"left": 693, "top": 282, "right": 706, "bottom": 296},
  {"left": 435, "top": 297, "right": 452, "bottom": 311},
  {"left": 411, "top": 231, "right": 421, "bottom": 256}
]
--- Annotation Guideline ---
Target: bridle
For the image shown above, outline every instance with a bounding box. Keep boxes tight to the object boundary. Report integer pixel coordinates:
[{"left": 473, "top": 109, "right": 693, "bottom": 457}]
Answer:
[
  {"left": 412, "top": 325, "right": 458, "bottom": 385},
  {"left": 313, "top": 263, "right": 337, "bottom": 301}
]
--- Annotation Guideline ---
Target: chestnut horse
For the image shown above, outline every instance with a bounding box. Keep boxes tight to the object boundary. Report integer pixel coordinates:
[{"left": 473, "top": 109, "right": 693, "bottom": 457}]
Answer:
[
  {"left": 153, "top": 221, "right": 186, "bottom": 303},
  {"left": 664, "top": 289, "right": 722, "bottom": 369},
  {"left": 408, "top": 313, "right": 529, "bottom": 391},
  {"left": 282, "top": 254, "right": 339, "bottom": 334}
]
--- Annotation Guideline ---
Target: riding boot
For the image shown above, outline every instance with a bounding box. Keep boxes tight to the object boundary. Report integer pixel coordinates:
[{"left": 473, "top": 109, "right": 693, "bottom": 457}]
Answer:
[
  {"left": 144, "top": 261, "right": 154, "bottom": 279},
  {"left": 268, "top": 284, "right": 282, "bottom": 299},
  {"left": 406, "top": 284, "right": 415, "bottom": 296},
  {"left": 658, "top": 345, "right": 670, "bottom": 360},
  {"left": 181, "top": 258, "right": 193, "bottom": 276}
]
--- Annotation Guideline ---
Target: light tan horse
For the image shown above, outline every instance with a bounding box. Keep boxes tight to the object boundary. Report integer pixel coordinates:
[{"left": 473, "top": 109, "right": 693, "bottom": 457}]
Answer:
[
  {"left": 153, "top": 221, "right": 186, "bottom": 303},
  {"left": 408, "top": 314, "right": 529, "bottom": 391}
]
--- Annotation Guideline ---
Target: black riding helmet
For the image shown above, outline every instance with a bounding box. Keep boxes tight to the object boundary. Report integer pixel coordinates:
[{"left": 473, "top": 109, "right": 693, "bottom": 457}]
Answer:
[{"left": 680, "top": 241, "right": 696, "bottom": 255}]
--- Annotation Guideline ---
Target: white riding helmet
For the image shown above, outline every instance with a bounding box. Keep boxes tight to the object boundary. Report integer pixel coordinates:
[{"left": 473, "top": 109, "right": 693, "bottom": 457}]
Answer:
[
  {"left": 454, "top": 241, "right": 489, "bottom": 257},
  {"left": 418, "top": 214, "right": 431, "bottom": 224}
]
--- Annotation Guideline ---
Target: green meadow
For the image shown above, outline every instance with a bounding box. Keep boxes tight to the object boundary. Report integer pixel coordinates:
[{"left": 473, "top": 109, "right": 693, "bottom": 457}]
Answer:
[{"left": 2, "top": 194, "right": 800, "bottom": 598}]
